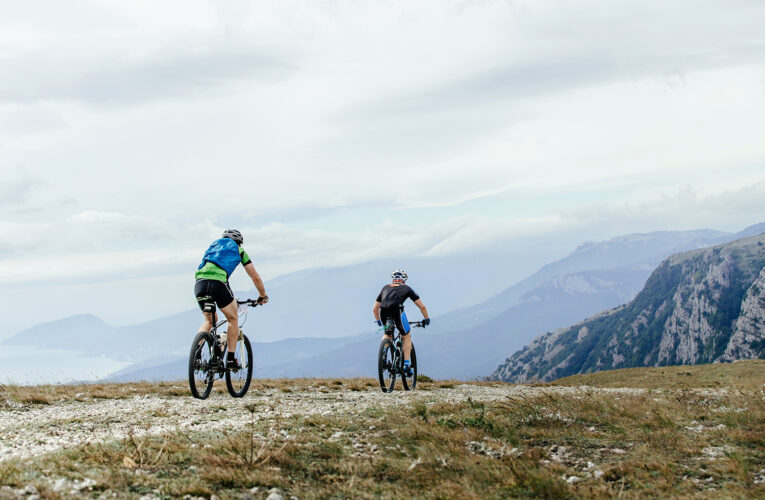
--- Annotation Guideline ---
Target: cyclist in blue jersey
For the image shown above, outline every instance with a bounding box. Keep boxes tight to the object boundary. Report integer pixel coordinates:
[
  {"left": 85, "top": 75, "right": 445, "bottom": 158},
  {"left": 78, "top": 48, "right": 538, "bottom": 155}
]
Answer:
[
  {"left": 373, "top": 269, "right": 430, "bottom": 376},
  {"left": 194, "top": 229, "right": 268, "bottom": 369}
]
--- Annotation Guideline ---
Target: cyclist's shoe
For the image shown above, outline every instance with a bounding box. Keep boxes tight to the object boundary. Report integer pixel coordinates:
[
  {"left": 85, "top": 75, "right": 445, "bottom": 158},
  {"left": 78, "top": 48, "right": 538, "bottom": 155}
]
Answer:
[
  {"left": 226, "top": 355, "right": 242, "bottom": 372},
  {"left": 403, "top": 360, "right": 413, "bottom": 377}
]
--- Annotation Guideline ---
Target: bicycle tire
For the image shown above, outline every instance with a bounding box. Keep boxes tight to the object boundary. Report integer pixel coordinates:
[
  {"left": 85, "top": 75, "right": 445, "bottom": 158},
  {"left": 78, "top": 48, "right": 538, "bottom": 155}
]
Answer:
[
  {"left": 378, "top": 337, "right": 396, "bottom": 393},
  {"left": 189, "top": 331, "right": 216, "bottom": 400},
  {"left": 402, "top": 344, "right": 417, "bottom": 391},
  {"left": 225, "top": 333, "right": 253, "bottom": 398}
]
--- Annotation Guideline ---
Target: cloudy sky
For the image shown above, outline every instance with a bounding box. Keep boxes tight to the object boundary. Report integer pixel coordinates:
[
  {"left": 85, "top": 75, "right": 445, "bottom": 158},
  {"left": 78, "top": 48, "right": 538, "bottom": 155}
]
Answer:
[{"left": 1, "top": 0, "right": 764, "bottom": 335}]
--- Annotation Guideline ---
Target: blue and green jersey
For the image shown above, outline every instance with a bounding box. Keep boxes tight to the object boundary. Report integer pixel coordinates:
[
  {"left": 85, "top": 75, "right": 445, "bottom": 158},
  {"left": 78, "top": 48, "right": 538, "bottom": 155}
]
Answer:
[{"left": 195, "top": 246, "right": 251, "bottom": 282}]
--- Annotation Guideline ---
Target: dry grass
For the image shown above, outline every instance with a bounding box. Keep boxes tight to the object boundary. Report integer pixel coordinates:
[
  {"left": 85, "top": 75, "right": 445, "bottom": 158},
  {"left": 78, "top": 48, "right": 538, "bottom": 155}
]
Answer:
[
  {"left": 1, "top": 388, "right": 763, "bottom": 498},
  {"left": 551, "top": 359, "right": 765, "bottom": 390},
  {"left": 2, "top": 365, "right": 764, "bottom": 498}
]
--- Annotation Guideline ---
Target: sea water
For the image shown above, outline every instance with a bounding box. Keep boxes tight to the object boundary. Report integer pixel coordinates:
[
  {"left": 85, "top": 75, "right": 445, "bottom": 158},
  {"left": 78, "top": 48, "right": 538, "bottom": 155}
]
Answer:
[{"left": 0, "top": 345, "right": 130, "bottom": 385}]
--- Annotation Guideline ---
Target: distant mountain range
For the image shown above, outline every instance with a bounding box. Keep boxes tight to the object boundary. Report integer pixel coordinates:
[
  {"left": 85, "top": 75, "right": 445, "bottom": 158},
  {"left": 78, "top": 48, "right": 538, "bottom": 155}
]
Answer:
[
  {"left": 491, "top": 230, "right": 765, "bottom": 382},
  {"left": 97, "top": 224, "right": 764, "bottom": 382},
  {"left": 105, "top": 335, "right": 365, "bottom": 382},
  {"left": 4, "top": 252, "right": 532, "bottom": 360},
  {"left": 6, "top": 223, "right": 763, "bottom": 382},
  {"left": 436, "top": 227, "right": 746, "bottom": 333}
]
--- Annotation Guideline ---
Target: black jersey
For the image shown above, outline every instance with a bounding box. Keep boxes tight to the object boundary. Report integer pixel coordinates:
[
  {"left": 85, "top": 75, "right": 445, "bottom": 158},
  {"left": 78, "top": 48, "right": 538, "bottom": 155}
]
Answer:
[{"left": 376, "top": 284, "right": 420, "bottom": 309}]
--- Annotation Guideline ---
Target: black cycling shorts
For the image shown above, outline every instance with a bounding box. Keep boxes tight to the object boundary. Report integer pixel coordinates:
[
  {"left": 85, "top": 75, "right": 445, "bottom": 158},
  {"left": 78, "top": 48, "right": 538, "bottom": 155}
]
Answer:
[
  {"left": 194, "top": 279, "right": 235, "bottom": 311},
  {"left": 381, "top": 306, "right": 409, "bottom": 337}
]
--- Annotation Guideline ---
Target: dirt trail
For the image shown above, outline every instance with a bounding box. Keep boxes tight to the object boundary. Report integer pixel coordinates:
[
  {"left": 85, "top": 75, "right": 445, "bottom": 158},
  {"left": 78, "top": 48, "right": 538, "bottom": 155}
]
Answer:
[{"left": 0, "top": 384, "right": 648, "bottom": 462}]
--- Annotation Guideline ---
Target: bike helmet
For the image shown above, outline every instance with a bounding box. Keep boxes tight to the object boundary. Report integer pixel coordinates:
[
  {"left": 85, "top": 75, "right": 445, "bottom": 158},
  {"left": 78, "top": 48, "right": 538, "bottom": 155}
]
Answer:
[
  {"left": 391, "top": 269, "right": 408, "bottom": 283},
  {"left": 222, "top": 229, "right": 243, "bottom": 245}
]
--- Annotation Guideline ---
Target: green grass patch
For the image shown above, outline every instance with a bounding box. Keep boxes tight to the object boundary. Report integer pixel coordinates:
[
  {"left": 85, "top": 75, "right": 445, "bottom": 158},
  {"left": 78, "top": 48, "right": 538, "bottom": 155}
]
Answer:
[{"left": 551, "top": 360, "right": 765, "bottom": 390}]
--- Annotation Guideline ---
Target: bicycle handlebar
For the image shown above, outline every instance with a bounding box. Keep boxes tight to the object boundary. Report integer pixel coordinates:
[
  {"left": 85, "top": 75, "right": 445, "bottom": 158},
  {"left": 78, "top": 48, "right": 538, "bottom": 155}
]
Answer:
[
  {"left": 375, "top": 320, "right": 427, "bottom": 333},
  {"left": 237, "top": 298, "right": 263, "bottom": 307}
]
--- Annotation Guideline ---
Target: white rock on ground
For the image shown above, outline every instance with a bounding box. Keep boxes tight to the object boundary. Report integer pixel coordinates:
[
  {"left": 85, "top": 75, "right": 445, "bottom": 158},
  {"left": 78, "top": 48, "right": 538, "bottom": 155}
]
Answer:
[{"left": 0, "top": 384, "right": 732, "bottom": 467}]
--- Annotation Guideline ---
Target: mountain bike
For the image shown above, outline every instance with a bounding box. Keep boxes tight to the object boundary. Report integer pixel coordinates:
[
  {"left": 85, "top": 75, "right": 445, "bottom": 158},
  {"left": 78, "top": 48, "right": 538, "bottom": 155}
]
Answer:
[
  {"left": 188, "top": 298, "right": 260, "bottom": 399},
  {"left": 377, "top": 320, "right": 424, "bottom": 393}
]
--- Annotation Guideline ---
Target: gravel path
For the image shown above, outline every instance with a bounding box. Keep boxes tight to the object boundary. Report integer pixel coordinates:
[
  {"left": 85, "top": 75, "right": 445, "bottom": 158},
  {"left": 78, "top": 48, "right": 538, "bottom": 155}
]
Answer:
[{"left": 0, "top": 384, "right": 649, "bottom": 462}]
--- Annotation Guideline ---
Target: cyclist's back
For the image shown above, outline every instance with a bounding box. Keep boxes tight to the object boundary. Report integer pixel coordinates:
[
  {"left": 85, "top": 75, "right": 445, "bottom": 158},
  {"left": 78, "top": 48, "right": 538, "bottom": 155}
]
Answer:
[
  {"left": 373, "top": 269, "right": 430, "bottom": 376},
  {"left": 194, "top": 229, "right": 268, "bottom": 369},
  {"left": 377, "top": 283, "right": 419, "bottom": 313}
]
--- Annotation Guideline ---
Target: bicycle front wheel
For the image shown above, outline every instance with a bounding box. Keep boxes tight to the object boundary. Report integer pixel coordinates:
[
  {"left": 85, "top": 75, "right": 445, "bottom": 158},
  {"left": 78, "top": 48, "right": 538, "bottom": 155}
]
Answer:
[
  {"left": 225, "top": 333, "right": 253, "bottom": 398},
  {"left": 189, "top": 331, "right": 216, "bottom": 399},
  {"left": 378, "top": 337, "right": 396, "bottom": 393},
  {"left": 402, "top": 344, "right": 417, "bottom": 391}
]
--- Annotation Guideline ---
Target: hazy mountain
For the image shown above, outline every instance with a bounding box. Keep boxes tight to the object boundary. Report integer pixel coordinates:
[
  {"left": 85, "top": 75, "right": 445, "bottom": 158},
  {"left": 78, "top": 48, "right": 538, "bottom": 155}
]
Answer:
[
  {"left": 4, "top": 314, "right": 117, "bottom": 350},
  {"left": 733, "top": 222, "right": 765, "bottom": 239},
  {"left": 107, "top": 262, "right": 664, "bottom": 381},
  {"left": 3, "top": 312, "right": 196, "bottom": 360},
  {"left": 436, "top": 229, "right": 732, "bottom": 333},
  {"left": 104, "top": 261, "right": 658, "bottom": 382},
  {"left": 253, "top": 264, "right": 655, "bottom": 380},
  {"left": 4, "top": 252, "right": 533, "bottom": 361},
  {"left": 106, "top": 335, "right": 364, "bottom": 382},
  {"left": 491, "top": 232, "right": 765, "bottom": 382}
]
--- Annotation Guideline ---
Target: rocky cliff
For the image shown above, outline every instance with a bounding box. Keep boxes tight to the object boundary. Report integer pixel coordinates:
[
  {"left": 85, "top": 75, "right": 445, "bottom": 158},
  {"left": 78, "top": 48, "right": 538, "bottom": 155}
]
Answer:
[{"left": 491, "top": 233, "right": 765, "bottom": 382}]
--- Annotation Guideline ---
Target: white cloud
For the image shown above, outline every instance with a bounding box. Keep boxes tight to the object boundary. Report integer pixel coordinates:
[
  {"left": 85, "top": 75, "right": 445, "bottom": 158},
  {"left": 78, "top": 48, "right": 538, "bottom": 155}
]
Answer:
[
  {"left": 0, "top": 171, "right": 44, "bottom": 208},
  {"left": 0, "top": 0, "right": 764, "bottom": 331}
]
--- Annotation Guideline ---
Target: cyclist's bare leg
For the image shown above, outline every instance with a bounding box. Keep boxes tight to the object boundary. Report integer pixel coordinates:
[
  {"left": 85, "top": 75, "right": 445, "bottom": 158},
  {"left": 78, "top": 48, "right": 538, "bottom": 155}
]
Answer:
[
  {"left": 220, "top": 301, "right": 239, "bottom": 353},
  {"left": 198, "top": 312, "right": 214, "bottom": 333},
  {"left": 402, "top": 333, "right": 412, "bottom": 362}
]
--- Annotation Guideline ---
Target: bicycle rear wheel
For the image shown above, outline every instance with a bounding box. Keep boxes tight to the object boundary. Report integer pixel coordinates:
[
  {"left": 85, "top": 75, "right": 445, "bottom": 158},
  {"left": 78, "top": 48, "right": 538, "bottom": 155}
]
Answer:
[
  {"left": 378, "top": 337, "right": 396, "bottom": 393},
  {"left": 402, "top": 344, "right": 417, "bottom": 391},
  {"left": 225, "top": 333, "right": 253, "bottom": 398},
  {"left": 189, "top": 331, "right": 216, "bottom": 399}
]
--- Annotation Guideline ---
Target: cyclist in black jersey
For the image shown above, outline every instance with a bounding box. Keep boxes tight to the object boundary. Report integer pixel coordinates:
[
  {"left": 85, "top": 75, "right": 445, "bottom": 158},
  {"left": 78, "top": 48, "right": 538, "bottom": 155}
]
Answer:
[{"left": 373, "top": 269, "right": 430, "bottom": 375}]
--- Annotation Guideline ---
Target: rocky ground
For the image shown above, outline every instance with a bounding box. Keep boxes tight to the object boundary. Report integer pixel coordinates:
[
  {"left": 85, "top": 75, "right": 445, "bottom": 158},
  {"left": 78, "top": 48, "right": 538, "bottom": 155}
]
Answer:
[
  {"left": 1, "top": 383, "right": 643, "bottom": 462},
  {"left": 0, "top": 377, "right": 763, "bottom": 499}
]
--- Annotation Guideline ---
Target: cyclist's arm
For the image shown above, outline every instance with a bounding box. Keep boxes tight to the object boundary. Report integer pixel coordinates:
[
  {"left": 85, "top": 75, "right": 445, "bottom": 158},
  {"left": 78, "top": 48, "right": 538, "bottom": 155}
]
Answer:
[
  {"left": 413, "top": 298, "right": 429, "bottom": 319},
  {"left": 243, "top": 262, "right": 267, "bottom": 299},
  {"left": 373, "top": 301, "right": 381, "bottom": 321}
]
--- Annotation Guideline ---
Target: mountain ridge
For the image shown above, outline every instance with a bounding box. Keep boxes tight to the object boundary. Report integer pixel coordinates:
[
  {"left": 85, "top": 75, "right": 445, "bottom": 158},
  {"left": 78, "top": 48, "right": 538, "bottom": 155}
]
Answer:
[{"left": 491, "top": 231, "right": 765, "bottom": 382}]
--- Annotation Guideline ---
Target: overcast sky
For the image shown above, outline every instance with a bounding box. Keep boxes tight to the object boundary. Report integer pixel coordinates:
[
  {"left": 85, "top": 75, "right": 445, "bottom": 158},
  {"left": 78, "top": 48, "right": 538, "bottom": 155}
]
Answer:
[{"left": 1, "top": 0, "right": 764, "bottom": 334}]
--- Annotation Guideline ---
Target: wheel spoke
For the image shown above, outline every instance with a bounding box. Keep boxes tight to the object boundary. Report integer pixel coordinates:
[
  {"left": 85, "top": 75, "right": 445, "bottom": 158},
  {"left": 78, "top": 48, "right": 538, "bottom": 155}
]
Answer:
[
  {"left": 189, "top": 332, "right": 216, "bottom": 399},
  {"left": 225, "top": 334, "right": 253, "bottom": 397}
]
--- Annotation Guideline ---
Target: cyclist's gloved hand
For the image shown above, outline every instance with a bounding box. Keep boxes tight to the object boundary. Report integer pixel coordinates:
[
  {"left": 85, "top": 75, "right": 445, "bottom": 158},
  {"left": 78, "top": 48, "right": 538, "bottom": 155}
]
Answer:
[
  {"left": 422, "top": 318, "right": 431, "bottom": 327},
  {"left": 257, "top": 295, "right": 269, "bottom": 305},
  {"left": 376, "top": 320, "right": 383, "bottom": 327}
]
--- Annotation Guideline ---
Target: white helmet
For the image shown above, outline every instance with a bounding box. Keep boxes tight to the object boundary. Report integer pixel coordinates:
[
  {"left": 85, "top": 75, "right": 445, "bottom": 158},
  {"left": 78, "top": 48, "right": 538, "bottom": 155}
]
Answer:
[{"left": 391, "top": 269, "right": 408, "bottom": 282}]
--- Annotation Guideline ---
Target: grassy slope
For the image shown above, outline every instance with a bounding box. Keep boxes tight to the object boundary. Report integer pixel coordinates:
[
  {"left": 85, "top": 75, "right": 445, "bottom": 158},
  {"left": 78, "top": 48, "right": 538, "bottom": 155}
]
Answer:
[
  {"left": 551, "top": 359, "right": 765, "bottom": 390},
  {"left": 0, "top": 369, "right": 764, "bottom": 499}
]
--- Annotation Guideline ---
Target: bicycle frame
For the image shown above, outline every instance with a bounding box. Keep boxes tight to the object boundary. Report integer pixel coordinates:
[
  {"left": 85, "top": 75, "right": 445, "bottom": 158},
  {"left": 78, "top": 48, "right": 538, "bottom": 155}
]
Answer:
[
  {"left": 203, "top": 299, "right": 260, "bottom": 371},
  {"left": 380, "top": 321, "right": 423, "bottom": 371},
  {"left": 377, "top": 319, "right": 424, "bottom": 393},
  {"left": 207, "top": 298, "right": 260, "bottom": 333},
  {"left": 189, "top": 297, "right": 260, "bottom": 399}
]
